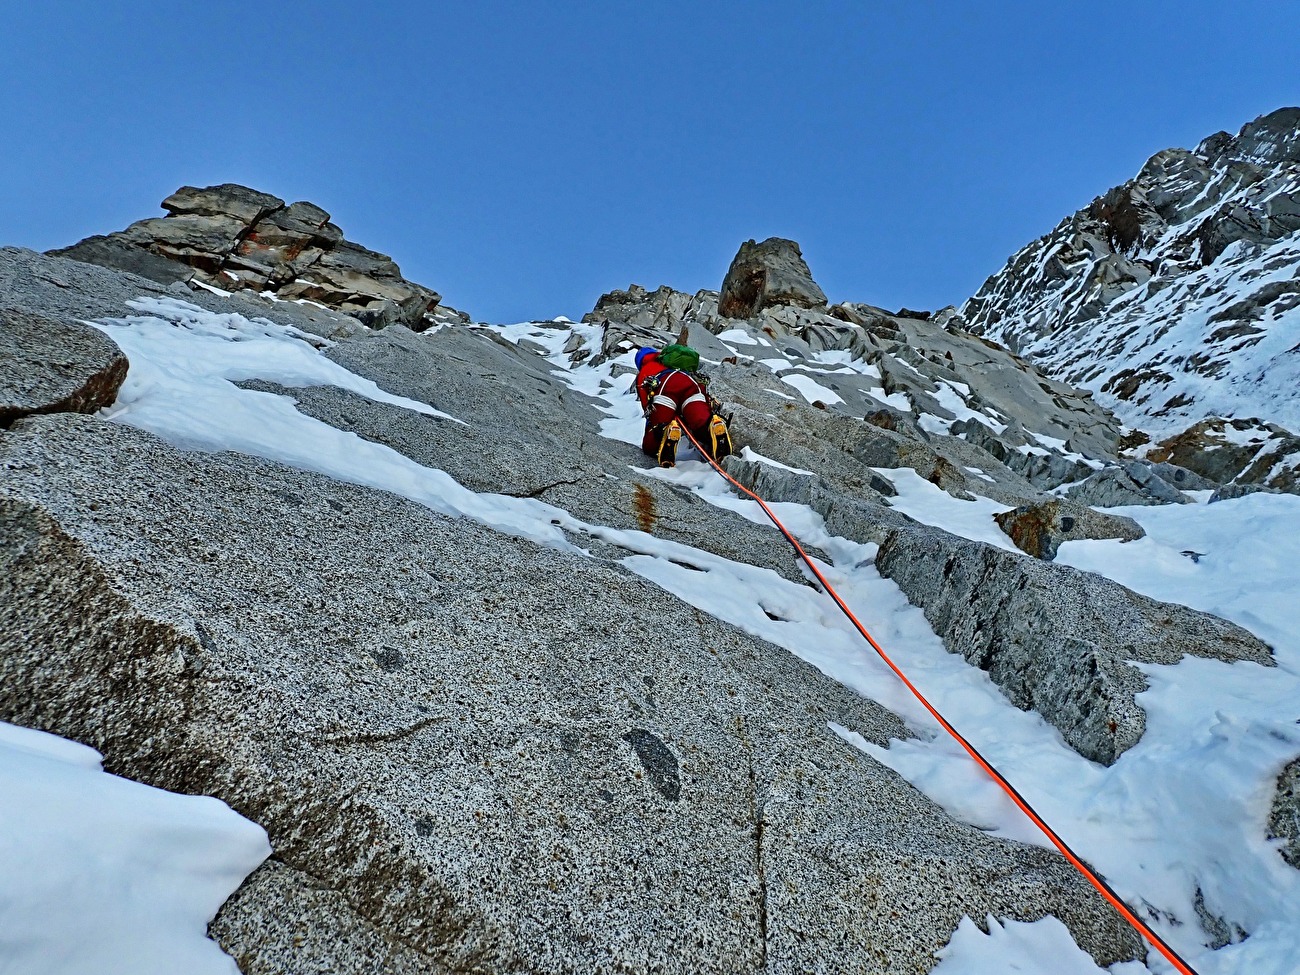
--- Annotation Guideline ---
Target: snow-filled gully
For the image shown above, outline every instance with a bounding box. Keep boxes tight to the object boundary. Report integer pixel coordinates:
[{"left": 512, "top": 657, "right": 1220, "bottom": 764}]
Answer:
[{"left": 30, "top": 298, "right": 1296, "bottom": 974}]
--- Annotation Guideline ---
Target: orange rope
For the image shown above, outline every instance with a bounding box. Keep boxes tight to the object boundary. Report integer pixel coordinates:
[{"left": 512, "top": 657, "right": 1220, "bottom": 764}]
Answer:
[{"left": 677, "top": 425, "right": 1200, "bottom": 975}]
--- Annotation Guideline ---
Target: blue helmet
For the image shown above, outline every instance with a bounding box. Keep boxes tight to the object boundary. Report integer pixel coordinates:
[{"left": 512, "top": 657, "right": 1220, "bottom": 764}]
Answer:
[{"left": 635, "top": 347, "right": 657, "bottom": 369}]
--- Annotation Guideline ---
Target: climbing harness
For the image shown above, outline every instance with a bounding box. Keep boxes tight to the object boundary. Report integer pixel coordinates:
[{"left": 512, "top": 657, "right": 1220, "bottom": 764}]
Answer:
[
  {"left": 638, "top": 367, "right": 733, "bottom": 466},
  {"left": 639, "top": 368, "right": 683, "bottom": 417},
  {"left": 676, "top": 423, "right": 1202, "bottom": 975}
]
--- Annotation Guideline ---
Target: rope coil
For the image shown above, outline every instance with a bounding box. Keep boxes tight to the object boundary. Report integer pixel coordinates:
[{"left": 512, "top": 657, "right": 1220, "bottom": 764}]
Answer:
[{"left": 677, "top": 425, "right": 1200, "bottom": 975}]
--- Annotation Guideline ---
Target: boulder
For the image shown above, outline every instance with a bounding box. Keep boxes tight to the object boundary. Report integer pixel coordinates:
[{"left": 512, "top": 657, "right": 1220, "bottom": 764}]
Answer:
[
  {"left": 0, "top": 414, "right": 1143, "bottom": 973},
  {"left": 162, "top": 183, "right": 286, "bottom": 224},
  {"left": 994, "top": 499, "right": 1145, "bottom": 561},
  {"left": 719, "top": 238, "right": 827, "bottom": 319},
  {"left": 0, "top": 309, "right": 128, "bottom": 428}
]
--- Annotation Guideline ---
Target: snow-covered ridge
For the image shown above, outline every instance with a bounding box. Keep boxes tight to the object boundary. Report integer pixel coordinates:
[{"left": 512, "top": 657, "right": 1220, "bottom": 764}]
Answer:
[{"left": 961, "top": 107, "right": 1300, "bottom": 440}]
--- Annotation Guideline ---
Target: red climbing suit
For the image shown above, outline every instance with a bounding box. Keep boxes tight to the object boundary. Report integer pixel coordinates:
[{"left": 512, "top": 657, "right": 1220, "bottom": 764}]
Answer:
[{"left": 635, "top": 352, "right": 712, "bottom": 455}]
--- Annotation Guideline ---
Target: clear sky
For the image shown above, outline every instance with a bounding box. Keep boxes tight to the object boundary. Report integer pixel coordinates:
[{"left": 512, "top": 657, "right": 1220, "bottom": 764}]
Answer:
[{"left": 2, "top": 2, "right": 1296, "bottom": 322}]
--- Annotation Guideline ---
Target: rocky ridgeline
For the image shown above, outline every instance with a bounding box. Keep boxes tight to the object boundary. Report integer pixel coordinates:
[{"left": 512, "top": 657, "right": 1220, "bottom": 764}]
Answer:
[
  {"left": 51, "top": 183, "right": 469, "bottom": 331},
  {"left": 585, "top": 236, "right": 1269, "bottom": 511},
  {"left": 957, "top": 108, "right": 1300, "bottom": 494}
]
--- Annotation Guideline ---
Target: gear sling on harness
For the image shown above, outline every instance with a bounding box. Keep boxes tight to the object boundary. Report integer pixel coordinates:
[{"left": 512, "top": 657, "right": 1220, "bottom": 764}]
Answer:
[{"left": 676, "top": 421, "right": 1203, "bottom": 975}]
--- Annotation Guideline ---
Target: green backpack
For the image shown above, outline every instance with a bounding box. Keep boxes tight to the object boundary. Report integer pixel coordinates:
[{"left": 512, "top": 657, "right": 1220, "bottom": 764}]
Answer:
[{"left": 658, "top": 343, "right": 700, "bottom": 373}]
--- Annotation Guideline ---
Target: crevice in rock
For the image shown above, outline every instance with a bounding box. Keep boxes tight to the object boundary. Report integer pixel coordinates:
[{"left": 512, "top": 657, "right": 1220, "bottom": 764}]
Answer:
[
  {"left": 502, "top": 476, "right": 585, "bottom": 500},
  {"left": 317, "top": 713, "right": 451, "bottom": 747}
]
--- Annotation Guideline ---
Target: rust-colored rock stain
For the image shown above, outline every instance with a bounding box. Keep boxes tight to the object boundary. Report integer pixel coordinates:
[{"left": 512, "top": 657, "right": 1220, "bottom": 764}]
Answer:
[{"left": 632, "top": 483, "right": 656, "bottom": 533}]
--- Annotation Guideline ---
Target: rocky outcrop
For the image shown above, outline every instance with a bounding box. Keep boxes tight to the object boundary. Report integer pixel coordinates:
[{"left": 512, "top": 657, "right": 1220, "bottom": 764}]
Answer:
[
  {"left": 1065, "top": 462, "right": 1190, "bottom": 507},
  {"left": 993, "top": 499, "right": 1145, "bottom": 560},
  {"left": 962, "top": 108, "right": 1300, "bottom": 438},
  {"left": 52, "top": 184, "right": 468, "bottom": 331},
  {"left": 592, "top": 234, "right": 1128, "bottom": 497},
  {"left": 585, "top": 284, "right": 719, "bottom": 334},
  {"left": 718, "top": 238, "right": 827, "bottom": 318},
  {"left": 0, "top": 308, "right": 127, "bottom": 427},
  {"left": 0, "top": 414, "right": 1143, "bottom": 973},
  {"left": 1147, "top": 417, "right": 1300, "bottom": 495},
  {"left": 0, "top": 245, "right": 371, "bottom": 346},
  {"left": 592, "top": 283, "right": 1123, "bottom": 508},
  {"left": 719, "top": 452, "right": 1272, "bottom": 765},
  {"left": 873, "top": 526, "right": 1275, "bottom": 765},
  {"left": 1270, "top": 758, "right": 1300, "bottom": 870}
]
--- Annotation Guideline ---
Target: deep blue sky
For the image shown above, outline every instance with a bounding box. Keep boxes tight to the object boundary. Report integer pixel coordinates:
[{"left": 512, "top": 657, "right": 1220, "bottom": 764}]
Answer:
[{"left": 2, "top": 3, "right": 1296, "bottom": 322}]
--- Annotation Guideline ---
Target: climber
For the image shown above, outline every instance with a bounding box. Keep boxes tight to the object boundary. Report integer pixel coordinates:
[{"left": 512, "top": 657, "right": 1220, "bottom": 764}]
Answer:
[{"left": 634, "top": 346, "right": 733, "bottom": 467}]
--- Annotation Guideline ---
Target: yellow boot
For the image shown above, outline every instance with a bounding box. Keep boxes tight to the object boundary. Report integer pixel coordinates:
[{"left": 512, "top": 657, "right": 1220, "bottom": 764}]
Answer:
[
  {"left": 708, "top": 413, "right": 733, "bottom": 460},
  {"left": 657, "top": 420, "right": 682, "bottom": 468}
]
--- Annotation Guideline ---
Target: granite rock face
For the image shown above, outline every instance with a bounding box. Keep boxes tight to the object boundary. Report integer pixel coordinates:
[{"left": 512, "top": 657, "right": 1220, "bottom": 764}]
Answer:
[
  {"left": 294, "top": 323, "right": 830, "bottom": 582},
  {"left": 0, "top": 415, "right": 1143, "bottom": 974},
  {"left": 1270, "top": 758, "right": 1300, "bottom": 870},
  {"left": 873, "top": 525, "right": 1274, "bottom": 765},
  {"left": 719, "top": 238, "right": 827, "bottom": 319},
  {"left": 7, "top": 180, "right": 1292, "bottom": 971},
  {"left": 0, "top": 307, "right": 128, "bottom": 427},
  {"left": 51, "top": 183, "right": 468, "bottom": 331},
  {"left": 717, "top": 453, "right": 1272, "bottom": 766}
]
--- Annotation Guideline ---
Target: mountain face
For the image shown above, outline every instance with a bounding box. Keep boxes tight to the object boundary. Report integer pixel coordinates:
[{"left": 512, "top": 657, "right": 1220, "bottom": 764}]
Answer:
[
  {"left": 960, "top": 109, "right": 1300, "bottom": 458},
  {"left": 3, "top": 160, "right": 1300, "bottom": 975}
]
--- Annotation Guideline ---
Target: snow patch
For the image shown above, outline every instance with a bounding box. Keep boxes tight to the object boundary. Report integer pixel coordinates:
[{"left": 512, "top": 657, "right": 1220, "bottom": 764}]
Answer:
[{"left": 0, "top": 721, "right": 269, "bottom": 975}]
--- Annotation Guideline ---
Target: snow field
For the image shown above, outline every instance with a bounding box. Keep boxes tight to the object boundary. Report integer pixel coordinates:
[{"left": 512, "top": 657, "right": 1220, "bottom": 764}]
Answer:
[{"left": 73, "top": 301, "right": 1300, "bottom": 974}]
